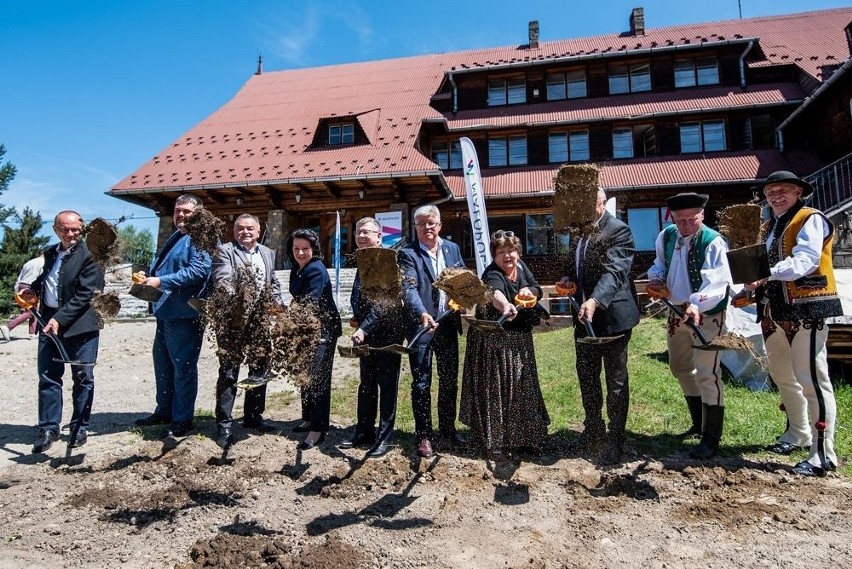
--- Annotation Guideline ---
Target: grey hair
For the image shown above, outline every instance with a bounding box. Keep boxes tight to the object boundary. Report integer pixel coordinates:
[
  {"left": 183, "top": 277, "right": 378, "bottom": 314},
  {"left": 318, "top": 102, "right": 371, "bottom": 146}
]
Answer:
[
  {"left": 355, "top": 216, "right": 381, "bottom": 232},
  {"left": 234, "top": 213, "right": 260, "bottom": 226},
  {"left": 175, "top": 194, "right": 203, "bottom": 209},
  {"left": 597, "top": 189, "right": 607, "bottom": 202},
  {"left": 413, "top": 204, "right": 441, "bottom": 222}
]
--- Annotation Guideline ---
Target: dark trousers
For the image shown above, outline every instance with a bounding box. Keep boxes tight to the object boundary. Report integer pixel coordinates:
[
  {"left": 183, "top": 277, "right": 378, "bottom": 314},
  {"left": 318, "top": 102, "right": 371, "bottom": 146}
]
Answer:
[
  {"left": 152, "top": 318, "right": 204, "bottom": 424},
  {"left": 37, "top": 329, "right": 99, "bottom": 433},
  {"left": 409, "top": 324, "right": 459, "bottom": 440},
  {"left": 356, "top": 350, "right": 402, "bottom": 444},
  {"left": 215, "top": 360, "right": 267, "bottom": 428},
  {"left": 301, "top": 339, "right": 335, "bottom": 432},
  {"left": 574, "top": 330, "right": 632, "bottom": 447}
]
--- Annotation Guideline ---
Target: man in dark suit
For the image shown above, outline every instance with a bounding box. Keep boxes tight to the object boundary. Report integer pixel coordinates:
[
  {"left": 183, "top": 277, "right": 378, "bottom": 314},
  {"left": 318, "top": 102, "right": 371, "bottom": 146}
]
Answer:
[
  {"left": 135, "top": 194, "right": 212, "bottom": 437},
  {"left": 557, "top": 190, "right": 640, "bottom": 464},
  {"left": 340, "top": 216, "right": 405, "bottom": 458},
  {"left": 210, "top": 214, "right": 283, "bottom": 448},
  {"left": 400, "top": 205, "right": 465, "bottom": 458},
  {"left": 29, "top": 211, "right": 105, "bottom": 453}
]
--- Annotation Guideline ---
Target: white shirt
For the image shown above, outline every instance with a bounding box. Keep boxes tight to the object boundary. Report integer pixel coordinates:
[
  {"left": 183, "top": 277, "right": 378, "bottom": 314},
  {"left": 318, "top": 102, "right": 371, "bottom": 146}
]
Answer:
[
  {"left": 43, "top": 246, "right": 72, "bottom": 308},
  {"left": 766, "top": 212, "right": 830, "bottom": 282},
  {"left": 648, "top": 229, "right": 731, "bottom": 312},
  {"left": 419, "top": 238, "right": 447, "bottom": 311}
]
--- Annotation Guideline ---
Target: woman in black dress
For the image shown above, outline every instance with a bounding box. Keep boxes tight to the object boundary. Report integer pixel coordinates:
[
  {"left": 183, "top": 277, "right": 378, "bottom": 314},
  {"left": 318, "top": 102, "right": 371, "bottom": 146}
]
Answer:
[
  {"left": 287, "top": 229, "right": 342, "bottom": 450},
  {"left": 459, "top": 230, "right": 550, "bottom": 462}
]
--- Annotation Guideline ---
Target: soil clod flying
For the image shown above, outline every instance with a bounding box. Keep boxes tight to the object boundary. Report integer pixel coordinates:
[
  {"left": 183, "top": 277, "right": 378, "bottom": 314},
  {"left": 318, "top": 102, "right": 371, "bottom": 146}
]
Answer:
[
  {"left": 553, "top": 163, "right": 601, "bottom": 238},
  {"left": 85, "top": 217, "right": 120, "bottom": 267},
  {"left": 183, "top": 209, "right": 226, "bottom": 255}
]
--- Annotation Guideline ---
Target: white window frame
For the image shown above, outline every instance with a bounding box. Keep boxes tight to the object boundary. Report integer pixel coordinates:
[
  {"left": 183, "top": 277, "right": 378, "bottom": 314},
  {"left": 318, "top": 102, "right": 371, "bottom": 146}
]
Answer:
[{"left": 328, "top": 123, "right": 355, "bottom": 145}]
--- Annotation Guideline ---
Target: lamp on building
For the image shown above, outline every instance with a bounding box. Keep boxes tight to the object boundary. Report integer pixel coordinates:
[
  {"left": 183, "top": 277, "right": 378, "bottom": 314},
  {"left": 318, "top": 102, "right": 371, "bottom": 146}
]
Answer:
[
  {"left": 358, "top": 188, "right": 365, "bottom": 200},
  {"left": 294, "top": 192, "right": 302, "bottom": 204},
  {"left": 235, "top": 196, "right": 244, "bottom": 207}
]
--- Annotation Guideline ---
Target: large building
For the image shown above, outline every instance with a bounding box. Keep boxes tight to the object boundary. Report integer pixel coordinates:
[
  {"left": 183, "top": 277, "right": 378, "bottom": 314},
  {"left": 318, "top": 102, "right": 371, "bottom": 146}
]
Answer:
[{"left": 109, "top": 7, "right": 852, "bottom": 277}]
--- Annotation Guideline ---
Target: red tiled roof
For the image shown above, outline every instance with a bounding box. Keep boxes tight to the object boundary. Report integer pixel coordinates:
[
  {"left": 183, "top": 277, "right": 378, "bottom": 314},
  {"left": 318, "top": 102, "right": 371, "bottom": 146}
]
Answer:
[
  {"left": 111, "top": 8, "right": 851, "bottom": 196},
  {"left": 442, "top": 83, "right": 806, "bottom": 130},
  {"left": 443, "top": 149, "right": 825, "bottom": 198}
]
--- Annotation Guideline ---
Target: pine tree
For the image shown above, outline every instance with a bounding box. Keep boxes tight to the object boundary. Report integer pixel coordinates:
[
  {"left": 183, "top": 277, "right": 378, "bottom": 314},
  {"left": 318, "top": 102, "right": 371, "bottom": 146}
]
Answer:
[{"left": 0, "top": 208, "right": 50, "bottom": 315}]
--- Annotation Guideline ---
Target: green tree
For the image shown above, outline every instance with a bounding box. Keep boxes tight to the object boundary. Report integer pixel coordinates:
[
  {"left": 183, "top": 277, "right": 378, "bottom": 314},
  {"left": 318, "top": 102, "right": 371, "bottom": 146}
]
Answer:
[
  {"left": 0, "top": 207, "right": 50, "bottom": 315},
  {"left": 0, "top": 144, "right": 17, "bottom": 225},
  {"left": 117, "top": 224, "right": 155, "bottom": 269}
]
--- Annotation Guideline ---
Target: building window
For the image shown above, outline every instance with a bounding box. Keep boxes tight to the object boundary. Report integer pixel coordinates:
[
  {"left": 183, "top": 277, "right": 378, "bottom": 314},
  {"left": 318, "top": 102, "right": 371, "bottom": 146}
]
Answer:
[
  {"left": 525, "top": 214, "right": 570, "bottom": 256},
  {"left": 546, "top": 70, "right": 587, "bottom": 100},
  {"left": 489, "top": 135, "right": 527, "bottom": 166},
  {"left": 612, "top": 128, "right": 634, "bottom": 159},
  {"left": 680, "top": 120, "right": 726, "bottom": 153},
  {"left": 488, "top": 77, "right": 526, "bottom": 106},
  {"left": 431, "top": 140, "right": 463, "bottom": 169},
  {"left": 747, "top": 114, "right": 774, "bottom": 149},
  {"left": 674, "top": 57, "right": 720, "bottom": 88},
  {"left": 328, "top": 123, "right": 354, "bottom": 145},
  {"left": 548, "top": 130, "right": 590, "bottom": 163},
  {"left": 608, "top": 63, "right": 651, "bottom": 94},
  {"left": 627, "top": 207, "right": 671, "bottom": 251}
]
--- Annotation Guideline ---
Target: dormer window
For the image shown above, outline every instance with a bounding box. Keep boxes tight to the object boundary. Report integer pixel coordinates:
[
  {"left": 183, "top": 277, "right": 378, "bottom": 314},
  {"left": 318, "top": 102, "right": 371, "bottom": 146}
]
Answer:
[
  {"left": 608, "top": 63, "right": 651, "bottom": 94},
  {"left": 488, "top": 77, "right": 526, "bottom": 106},
  {"left": 674, "top": 57, "right": 720, "bottom": 88},
  {"left": 328, "top": 123, "right": 355, "bottom": 145}
]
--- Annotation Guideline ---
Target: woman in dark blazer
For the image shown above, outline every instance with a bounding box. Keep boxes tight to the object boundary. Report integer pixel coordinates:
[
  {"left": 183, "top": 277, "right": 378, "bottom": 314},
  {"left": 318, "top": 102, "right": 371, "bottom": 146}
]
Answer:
[{"left": 287, "top": 229, "right": 342, "bottom": 450}]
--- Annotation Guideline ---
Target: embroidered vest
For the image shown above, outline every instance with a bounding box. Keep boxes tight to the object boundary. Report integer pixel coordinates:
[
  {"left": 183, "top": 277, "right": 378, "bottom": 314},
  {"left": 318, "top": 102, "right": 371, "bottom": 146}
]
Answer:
[
  {"left": 663, "top": 224, "right": 727, "bottom": 315},
  {"left": 763, "top": 202, "right": 842, "bottom": 321}
]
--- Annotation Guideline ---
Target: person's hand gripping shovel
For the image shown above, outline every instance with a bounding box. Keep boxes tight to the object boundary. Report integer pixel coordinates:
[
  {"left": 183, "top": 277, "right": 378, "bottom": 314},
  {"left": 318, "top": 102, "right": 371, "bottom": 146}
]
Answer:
[
  {"left": 554, "top": 281, "right": 623, "bottom": 344},
  {"left": 15, "top": 290, "right": 96, "bottom": 366},
  {"left": 369, "top": 301, "right": 461, "bottom": 355}
]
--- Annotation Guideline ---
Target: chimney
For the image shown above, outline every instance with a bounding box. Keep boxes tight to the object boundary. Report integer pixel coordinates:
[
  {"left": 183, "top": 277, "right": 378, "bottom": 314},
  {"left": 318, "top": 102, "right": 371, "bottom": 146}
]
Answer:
[
  {"left": 630, "top": 7, "right": 645, "bottom": 36},
  {"left": 529, "top": 20, "right": 539, "bottom": 49}
]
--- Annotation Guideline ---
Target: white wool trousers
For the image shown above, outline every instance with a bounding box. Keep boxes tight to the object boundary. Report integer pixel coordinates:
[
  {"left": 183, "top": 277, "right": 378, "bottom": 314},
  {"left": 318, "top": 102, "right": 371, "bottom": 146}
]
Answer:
[
  {"left": 666, "top": 310, "right": 726, "bottom": 406},
  {"left": 763, "top": 314, "right": 837, "bottom": 469}
]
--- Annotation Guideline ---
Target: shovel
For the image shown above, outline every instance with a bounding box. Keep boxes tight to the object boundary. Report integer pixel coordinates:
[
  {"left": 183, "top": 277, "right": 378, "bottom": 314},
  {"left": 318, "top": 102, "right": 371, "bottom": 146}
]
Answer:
[
  {"left": 15, "top": 292, "right": 95, "bottom": 366},
  {"left": 565, "top": 295, "right": 624, "bottom": 345},
  {"left": 337, "top": 343, "right": 370, "bottom": 358},
  {"left": 657, "top": 297, "right": 720, "bottom": 351},
  {"left": 463, "top": 313, "right": 511, "bottom": 335},
  {"left": 368, "top": 307, "right": 456, "bottom": 355},
  {"left": 236, "top": 372, "right": 272, "bottom": 390}
]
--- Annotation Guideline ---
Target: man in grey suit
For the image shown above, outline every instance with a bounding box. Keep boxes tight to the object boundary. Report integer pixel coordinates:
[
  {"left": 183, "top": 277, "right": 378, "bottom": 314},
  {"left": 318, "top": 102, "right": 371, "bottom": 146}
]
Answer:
[{"left": 211, "top": 214, "right": 284, "bottom": 448}]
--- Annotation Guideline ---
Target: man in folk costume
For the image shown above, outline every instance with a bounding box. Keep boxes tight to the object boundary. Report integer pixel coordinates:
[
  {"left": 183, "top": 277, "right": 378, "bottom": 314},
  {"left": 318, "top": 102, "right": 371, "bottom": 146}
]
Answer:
[
  {"left": 646, "top": 193, "right": 732, "bottom": 459},
  {"left": 745, "top": 171, "right": 843, "bottom": 477}
]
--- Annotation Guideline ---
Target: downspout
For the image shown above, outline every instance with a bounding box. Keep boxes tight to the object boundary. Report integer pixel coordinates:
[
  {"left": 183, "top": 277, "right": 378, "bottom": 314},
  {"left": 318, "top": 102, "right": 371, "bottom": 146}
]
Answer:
[
  {"left": 739, "top": 39, "right": 754, "bottom": 89},
  {"left": 448, "top": 71, "right": 458, "bottom": 114}
]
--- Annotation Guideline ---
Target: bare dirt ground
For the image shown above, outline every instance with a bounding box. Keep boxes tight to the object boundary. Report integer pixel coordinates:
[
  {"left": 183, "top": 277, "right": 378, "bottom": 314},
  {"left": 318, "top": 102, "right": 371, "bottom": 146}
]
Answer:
[{"left": 1, "top": 319, "right": 851, "bottom": 568}]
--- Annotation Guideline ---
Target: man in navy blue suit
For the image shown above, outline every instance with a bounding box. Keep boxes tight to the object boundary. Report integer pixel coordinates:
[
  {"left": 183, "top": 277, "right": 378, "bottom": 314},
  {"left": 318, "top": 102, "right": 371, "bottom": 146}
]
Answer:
[
  {"left": 135, "top": 194, "right": 212, "bottom": 437},
  {"left": 400, "top": 205, "right": 465, "bottom": 458}
]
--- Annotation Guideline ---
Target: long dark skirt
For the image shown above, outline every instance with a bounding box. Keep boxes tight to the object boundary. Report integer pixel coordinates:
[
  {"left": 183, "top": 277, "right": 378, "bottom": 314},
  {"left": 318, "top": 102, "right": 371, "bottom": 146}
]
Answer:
[{"left": 459, "top": 327, "right": 549, "bottom": 452}]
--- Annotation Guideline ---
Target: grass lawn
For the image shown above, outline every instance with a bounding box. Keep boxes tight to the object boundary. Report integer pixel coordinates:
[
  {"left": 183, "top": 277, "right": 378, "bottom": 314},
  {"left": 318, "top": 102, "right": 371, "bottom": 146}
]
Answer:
[{"left": 330, "top": 317, "right": 850, "bottom": 475}]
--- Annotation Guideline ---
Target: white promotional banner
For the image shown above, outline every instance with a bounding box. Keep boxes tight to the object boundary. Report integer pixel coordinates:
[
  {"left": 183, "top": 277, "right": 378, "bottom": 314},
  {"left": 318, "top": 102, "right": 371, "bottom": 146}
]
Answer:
[
  {"left": 375, "top": 210, "right": 403, "bottom": 248},
  {"left": 460, "top": 136, "right": 492, "bottom": 275}
]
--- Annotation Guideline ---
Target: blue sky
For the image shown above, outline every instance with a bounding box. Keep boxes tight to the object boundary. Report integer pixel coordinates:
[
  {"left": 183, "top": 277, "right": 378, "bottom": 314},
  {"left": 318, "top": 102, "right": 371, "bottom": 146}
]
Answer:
[{"left": 2, "top": 0, "right": 849, "bottom": 240}]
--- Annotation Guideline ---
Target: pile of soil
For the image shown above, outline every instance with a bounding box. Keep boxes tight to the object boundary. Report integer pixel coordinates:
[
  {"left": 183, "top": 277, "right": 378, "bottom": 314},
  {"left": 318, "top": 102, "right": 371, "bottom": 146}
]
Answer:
[
  {"left": 702, "top": 332, "right": 753, "bottom": 352},
  {"left": 183, "top": 209, "right": 226, "bottom": 255},
  {"left": 553, "top": 164, "right": 600, "bottom": 238},
  {"left": 434, "top": 268, "right": 491, "bottom": 309},
  {"left": 354, "top": 247, "right": 401, "bottom": 301},
  {"left": 85, "top": 217, "right": 120, "bottom": 267},
  {"left": 718, "top": 204, "right": 762, "bottom": 249}
]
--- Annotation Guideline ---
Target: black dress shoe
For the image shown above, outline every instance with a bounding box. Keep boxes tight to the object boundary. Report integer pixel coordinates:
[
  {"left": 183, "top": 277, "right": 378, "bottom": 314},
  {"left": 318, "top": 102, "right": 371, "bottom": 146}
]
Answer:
[
  {"left": 366, "top": 440, "right": 391, "bottom": 458},
  {"left": 215, "top": 427, "right": 233, "bottom": 449},
  {"left": 135, "top": 414, "right": 170, "bottom": 427},
  {"left": 32, "top": 430, "right": 59, "bottom": 453},
  {"left": 67, "top": 429, "right": 88, "bottom": 449},
  {"left": 440, "top": 431, "right": 467, "bottom": 447},
  {"left": 339, "top": 431, "right": 376, "bottom": 449},
  {"left": 163, "top": 421, "right": 194, "bottom": 438},
  {"left": 298, "top": 432, "right": 326, "bottom": 451},
  {"left": 566, "top": 430, "right": 604, "bottom": 452},
  {"left": 792, "top": 460, "right": 836, "bottom": 477},
  {"left": 766, "top": 441, "right": 802, "bottom": 456},
  {"left": 242, "top": 417, "right": 276, "bottom": 433}
]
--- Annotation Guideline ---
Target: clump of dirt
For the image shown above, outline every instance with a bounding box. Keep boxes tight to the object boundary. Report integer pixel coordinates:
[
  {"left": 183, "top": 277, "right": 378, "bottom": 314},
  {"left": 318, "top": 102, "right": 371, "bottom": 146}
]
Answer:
[
  {"left": 705, "top": 332, "right": 753, "bottom": 351},
  {"left": 203, "top": 267, "right": 321, "bottom": 389},
  {"left": 183, "top": 209, "right": 226, "bottom": 255},
  {"left": 179, "top": 533, "right": 368, "bottom": 569},
  {"left": 718, "top": 203, "right": 761, "bottom": 249},
  {"left": 85, "top": 217, "right": 120, "bottom": 267},
  {"left": 434, "top": 268, "right": 491, "bottom": 309},
  {"left": 553, "top": 164, "right": 600, "bottom": 238},
  {"left": 92, "top": 290, "right": 121, "bottom": 324},
  {"left": 354, "top": 247, "right": 401, "bottom": 300}
]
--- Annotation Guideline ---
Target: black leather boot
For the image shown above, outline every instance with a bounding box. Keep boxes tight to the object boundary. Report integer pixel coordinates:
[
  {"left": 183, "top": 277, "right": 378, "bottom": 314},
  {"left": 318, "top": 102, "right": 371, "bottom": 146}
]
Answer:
[
  {"left": 689, "top": 404, "right": 724, "bottom": 459},
  {"left": 678, "top": 396, "right": 703, "bottom": 438}
]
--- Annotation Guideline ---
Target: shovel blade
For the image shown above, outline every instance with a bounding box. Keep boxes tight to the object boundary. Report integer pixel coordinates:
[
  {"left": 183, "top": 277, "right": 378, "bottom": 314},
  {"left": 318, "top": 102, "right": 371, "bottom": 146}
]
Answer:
[
  {"left": 577, "top": 334, "right": 623, "bottom": 345},
  {"left": 236, "top": 374, "right": 273, "bottom": 390},
  {"left": 369, "top": 344, "right": 414, "bottom": 355},
  {"left": 463, "top": 316, "right": 508, "bottom": 335},
  {"left": 692, "top": 344, "right": 730, "bottom": 351},
  {"left": 53, "top": 358, "right": 97, "bottom": 367},
  {"left": 338, "top": 345, "right": 369, "bottom": 358}
]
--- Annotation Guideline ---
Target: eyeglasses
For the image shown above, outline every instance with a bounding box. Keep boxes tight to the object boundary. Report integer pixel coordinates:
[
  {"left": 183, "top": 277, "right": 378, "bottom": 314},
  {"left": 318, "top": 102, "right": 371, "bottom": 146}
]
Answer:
[
  {"left": 492, "top": 230, "right": 515, "bottom": 239},
  {"left": 356, "top": 228, "right": 380, "bottom": 236},
  {"left": 415, "top": 221, "right": 441, "bottom": 229}
]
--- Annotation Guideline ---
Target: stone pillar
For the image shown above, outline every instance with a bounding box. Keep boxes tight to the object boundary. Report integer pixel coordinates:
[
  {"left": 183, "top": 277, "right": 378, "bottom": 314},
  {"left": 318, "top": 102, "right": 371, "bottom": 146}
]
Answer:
[{"left": 266, "top": 209, "right": 289, "bottom": 269}]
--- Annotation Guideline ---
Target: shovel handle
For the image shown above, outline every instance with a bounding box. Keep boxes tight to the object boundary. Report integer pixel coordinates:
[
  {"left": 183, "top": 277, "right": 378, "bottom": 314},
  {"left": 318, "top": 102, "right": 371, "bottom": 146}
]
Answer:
[
  {"left": 30, "top": 308, "right": 76, "bottom": 363},
  {"left": 565, "top": 295, "right": 598, "bottom": 339},
  {"left": 660, "top": 297, "right": 709, "bottom": 346}
]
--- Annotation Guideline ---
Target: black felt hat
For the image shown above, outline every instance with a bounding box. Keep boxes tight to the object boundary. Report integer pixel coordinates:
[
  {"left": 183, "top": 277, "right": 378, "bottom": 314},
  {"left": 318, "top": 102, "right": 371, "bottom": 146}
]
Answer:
[
  {"left": 753, "top": 170, "right": 814, "bottom": 199},
  {"left": 665, "top": 192, "right": 709, "bottom": 211}
]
